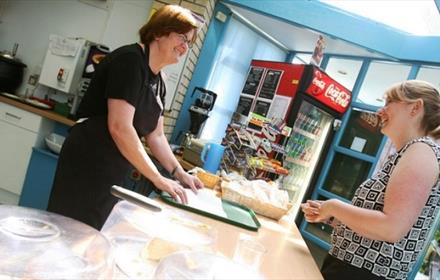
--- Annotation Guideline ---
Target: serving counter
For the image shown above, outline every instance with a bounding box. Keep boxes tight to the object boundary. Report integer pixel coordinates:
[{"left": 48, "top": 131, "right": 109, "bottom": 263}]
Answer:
[
  {"left": 104, "top": 196, "right": 323, "bottom": 280},
  {"left": 173, "top": 204, "right": 322, "bottom": 279}
]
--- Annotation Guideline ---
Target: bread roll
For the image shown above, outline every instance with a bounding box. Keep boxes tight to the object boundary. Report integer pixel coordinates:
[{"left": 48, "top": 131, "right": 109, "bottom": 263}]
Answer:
[{"left": 140, "top": 237, "right": 185, "bottom": 261}]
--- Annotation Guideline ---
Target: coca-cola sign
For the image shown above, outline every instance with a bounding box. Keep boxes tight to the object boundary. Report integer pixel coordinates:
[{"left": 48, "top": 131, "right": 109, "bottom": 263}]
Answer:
[
  {"left": 325, "top": 84, "right": 350, "bottom": 108},
  {"left": 305, "top": 69, "right": 351, "bottom": 114}
]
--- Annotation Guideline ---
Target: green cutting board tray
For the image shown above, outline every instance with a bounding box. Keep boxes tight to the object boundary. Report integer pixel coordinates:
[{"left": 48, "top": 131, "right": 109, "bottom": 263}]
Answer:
[{"left": 160, "top": 192, "right": 261, "bottom": 231}]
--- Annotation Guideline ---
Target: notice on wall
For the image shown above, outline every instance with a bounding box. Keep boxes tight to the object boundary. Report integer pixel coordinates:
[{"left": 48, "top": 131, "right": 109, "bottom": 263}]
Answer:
[
  {"left": 259, "top": 70, "right": 282, "bottom": 100},
  {"left": 351, "top": 136, "right": 367, "bottom": 153},
  {"left": 236, "top": 95, "right": 254, "bottom": 116},
  {"left": 242, "top": 66, "right": 264, "bottom": 96},
  {"left": 162, "top": 52, "right": 189, "bottom": 111},
  {"left": 267, "top": 95, "right": 291, "bottom": 120}
]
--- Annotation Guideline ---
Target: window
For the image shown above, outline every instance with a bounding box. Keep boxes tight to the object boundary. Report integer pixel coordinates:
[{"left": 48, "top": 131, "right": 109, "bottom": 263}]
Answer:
[
  {"left": 323, "top": 153, "right": 372, "bottom": 200},
  {"left": 339, "top": 109, "right": 383, "bottom": 156},
  {"left": 199, "top": 17, "right": 287, "bottom": 142},
  {"left": 324, "top": 57, "right": 362, "bottom": 91},
  {"left": 416, "top": 66, "right": 440, "bottom": 89},
  {"left": 356, "top": 61, "right": 411, "bottom": 106},
  {"left": 291, "top": 53, "right": 312, "bottom": 64}
]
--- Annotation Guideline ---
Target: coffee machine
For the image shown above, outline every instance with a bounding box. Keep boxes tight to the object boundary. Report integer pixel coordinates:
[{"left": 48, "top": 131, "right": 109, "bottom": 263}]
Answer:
[
  {"left": 38, "top": 35, "right": 109, "bottom": 117},
  {"left": 182, "top": 87, "right": 217, "bottom": 166},
  {"left": 188, "top": 87, "right": 217, "bottom": 136}
]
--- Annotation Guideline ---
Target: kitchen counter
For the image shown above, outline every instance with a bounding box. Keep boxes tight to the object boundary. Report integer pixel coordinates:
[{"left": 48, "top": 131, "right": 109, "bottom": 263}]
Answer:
[
  {"left": 157, "top": 200, "right": 322, "bottom": 279},
  {"left": 195, "top": 212, "right": 321, "bottom": 279},
  {"left": 0, "top": 95, "right": 75, "bottom": 126}
]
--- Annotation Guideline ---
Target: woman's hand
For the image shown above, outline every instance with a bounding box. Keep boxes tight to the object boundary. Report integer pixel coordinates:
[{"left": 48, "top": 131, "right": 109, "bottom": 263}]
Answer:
[
  {"left": 153, "top": 176, "right": 189, "bottom": 204},
  {"left": 301, "top": 200, "right": 321, "bottom": 223},
  {"left": 301, "top": 200, "right": 335, "bottom": 223},
  {"left": 174, "top": 168, "right": 204, "bottom": 193}
]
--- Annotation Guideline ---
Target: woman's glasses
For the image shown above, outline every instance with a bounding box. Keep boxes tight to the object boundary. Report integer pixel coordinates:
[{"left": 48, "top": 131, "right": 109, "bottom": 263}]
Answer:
[{"left": 177, "top": 33, "right": 193, "bottom": 48}]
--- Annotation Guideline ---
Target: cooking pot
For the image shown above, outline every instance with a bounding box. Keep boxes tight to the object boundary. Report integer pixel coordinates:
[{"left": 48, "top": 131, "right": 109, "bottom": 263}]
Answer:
[{"left": 0, "top": 48, "right": 27, "bottom": 93}]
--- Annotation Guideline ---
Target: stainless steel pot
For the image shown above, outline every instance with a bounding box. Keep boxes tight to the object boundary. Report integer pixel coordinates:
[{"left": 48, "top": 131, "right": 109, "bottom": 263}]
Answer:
[{"left": 0, "top": 43, "right": 27, "bottom": 93}]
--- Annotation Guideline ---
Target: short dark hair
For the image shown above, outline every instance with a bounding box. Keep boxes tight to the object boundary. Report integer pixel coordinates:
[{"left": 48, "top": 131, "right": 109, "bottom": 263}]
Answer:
[{"left": 139, "top": 5, "right": 200, "bottom": 46}]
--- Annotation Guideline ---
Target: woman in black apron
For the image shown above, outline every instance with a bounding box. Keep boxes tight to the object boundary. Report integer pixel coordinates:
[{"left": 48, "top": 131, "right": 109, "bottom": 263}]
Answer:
[{"left": 48, "top": 5, "right": 203, "bottom": 230}]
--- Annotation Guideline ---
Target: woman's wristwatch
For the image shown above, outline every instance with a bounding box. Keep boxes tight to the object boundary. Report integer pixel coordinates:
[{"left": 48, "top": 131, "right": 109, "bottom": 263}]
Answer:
[
  {"left": 170, "top": 166, "right": 180, "bottom": 178},
  {"left": 326, "top": 217, "right": 335, "bottom": 225}
]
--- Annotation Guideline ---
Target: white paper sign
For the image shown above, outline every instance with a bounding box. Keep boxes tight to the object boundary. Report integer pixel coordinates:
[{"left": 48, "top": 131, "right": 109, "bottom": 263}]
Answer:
[
  {"left": 351, "top": 136, "right": 367, "bottom": 152},
  {"left": 267, "top": 95, "right": 291, "bottom": 120}
]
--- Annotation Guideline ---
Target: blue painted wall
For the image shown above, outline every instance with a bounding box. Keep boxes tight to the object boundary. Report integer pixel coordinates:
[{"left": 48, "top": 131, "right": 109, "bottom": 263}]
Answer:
[{"left": 223, "top": 0, "right": 440, "bottom": 63}]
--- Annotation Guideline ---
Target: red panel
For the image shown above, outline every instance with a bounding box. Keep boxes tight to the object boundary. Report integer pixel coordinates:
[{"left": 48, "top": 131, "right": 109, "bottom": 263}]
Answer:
[
  {"left": 303, "top": 67, "right": 351, "bottom": 114},
  {"left": 250, "top": 60, "right": 305, "bottom": 98}
]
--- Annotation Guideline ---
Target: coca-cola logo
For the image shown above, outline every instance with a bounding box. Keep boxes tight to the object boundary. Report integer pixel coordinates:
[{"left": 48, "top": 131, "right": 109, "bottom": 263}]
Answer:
[
  {"left": 311, "top": 71, "right": 326, "bottom": 91},
  {"left": 324, "top": 84, "right": 350, "bottom": 108}
]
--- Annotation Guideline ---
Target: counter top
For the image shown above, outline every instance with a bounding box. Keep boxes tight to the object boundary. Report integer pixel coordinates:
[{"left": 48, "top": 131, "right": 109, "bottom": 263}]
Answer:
[
  {"left": 0, "top": 95, "right": 76, "bottom": 126},
  {"left": 158, "top": 200, "right": 323, "bottom": 279}
]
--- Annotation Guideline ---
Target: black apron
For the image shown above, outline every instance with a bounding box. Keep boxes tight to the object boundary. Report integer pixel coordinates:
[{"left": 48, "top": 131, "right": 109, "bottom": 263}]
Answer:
[{"left": 47, "top": 44, "right": 165, "bottom": 230}]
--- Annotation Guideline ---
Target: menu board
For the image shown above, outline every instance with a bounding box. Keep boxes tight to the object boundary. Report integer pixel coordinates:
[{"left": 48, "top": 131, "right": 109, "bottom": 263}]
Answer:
[
  {"left": 259, "top": 70, "right": 282, "bottom": 100},
  {"left": 236, "top": 96, "right": 254, "bottom": 116},
  {"left": 252, "top": 100, "right": 271, "bottom": 117},
  {"left": 242, "top": 67, "right": 264, "bottom": 96}
]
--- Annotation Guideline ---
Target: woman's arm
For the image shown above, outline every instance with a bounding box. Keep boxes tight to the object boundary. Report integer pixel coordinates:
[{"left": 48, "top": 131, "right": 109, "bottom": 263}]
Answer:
[
  {"left": 107, "top": 99, "right": 189, "bottom": 203},
  {"left": 305, "top": 142, "right": 438, "bottom": 242},
  {"left": 145, "top": 116, "right": 203, "bottom": 193},
  {"left": 144, "top": 117, "right": 181, "bottom": 177}
]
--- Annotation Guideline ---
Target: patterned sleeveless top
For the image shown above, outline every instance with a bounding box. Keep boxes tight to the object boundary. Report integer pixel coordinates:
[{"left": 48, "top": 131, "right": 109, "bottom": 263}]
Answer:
[{"left": 329, "top": 137, "right": 440, "bottom": 279}]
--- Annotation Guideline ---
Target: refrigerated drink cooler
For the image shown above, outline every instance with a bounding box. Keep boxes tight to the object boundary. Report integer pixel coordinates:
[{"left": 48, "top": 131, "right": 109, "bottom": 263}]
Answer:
[{"left": 232, "top": 60, "right": 351, "bottom": 218}]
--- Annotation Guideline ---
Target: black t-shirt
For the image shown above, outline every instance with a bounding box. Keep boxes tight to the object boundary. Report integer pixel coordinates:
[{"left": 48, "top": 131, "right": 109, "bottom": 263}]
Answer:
[{"left": 77, "top": 43, "right": 165, "bottom": 136}]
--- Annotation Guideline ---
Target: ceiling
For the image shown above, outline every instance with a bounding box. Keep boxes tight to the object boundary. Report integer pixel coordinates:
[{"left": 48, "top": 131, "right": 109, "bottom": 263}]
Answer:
[
  {"left": 225, "top": 3, "right": 390, "bottom": 59},
  {"left": 322, "top": 0, "right": 440, "bottom": 36}
]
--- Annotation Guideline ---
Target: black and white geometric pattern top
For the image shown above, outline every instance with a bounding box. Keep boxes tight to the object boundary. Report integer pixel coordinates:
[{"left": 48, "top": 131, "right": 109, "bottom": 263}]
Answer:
[{"left": 329, "top": 137, "right": 440, "bottom": 279}]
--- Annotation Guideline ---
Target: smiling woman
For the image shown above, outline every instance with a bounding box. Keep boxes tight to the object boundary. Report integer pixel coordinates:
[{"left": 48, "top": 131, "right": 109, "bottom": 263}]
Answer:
[
  {"left": 47, "top": 5, "right": 204, "bottom": 230},
  {"left": 302, "top": 80, "right": 440, "bottom": 280}
]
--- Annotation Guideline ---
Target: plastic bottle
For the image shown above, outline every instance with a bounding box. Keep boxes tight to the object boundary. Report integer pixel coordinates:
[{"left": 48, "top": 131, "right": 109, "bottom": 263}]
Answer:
[{"left": 295, "top": 113, "right": 304, "bottom": 129}]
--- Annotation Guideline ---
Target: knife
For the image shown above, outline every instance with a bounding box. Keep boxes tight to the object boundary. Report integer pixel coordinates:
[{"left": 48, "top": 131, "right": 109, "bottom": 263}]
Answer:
[{"left": 111, "top": 185, "right": 162, "bottom": 212}]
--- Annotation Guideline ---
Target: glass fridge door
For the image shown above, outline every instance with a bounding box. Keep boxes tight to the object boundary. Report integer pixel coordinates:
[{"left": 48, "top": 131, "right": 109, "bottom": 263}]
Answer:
[{"left": 282, "top": 100, "right": 333, "bottom": 217}]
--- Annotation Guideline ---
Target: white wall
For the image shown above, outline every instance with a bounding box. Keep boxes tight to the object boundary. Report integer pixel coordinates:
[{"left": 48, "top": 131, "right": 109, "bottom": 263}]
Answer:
[{"left": 0, "top": 0, "right": 153, "bottom": 95}]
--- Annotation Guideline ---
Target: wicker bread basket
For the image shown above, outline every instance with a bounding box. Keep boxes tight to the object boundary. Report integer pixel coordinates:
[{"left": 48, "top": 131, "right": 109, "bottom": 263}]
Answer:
[
  {"left": 196, "top": 171, "right": 221, "bottom": 189},
  {"left": 221, "top": 182, "right": 290, "bottom": 220}
]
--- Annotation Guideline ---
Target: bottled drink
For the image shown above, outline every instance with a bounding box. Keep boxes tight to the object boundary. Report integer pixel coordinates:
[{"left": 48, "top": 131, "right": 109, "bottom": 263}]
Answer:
[
  {"left": 295, "top": 113, "right": 304, "bottom": 129},
  {"left": 305, "top": 114, "right": 315, "bottom": 133},
  {"left": 300, "top": 115, "right": 309, "bottom": 131}
]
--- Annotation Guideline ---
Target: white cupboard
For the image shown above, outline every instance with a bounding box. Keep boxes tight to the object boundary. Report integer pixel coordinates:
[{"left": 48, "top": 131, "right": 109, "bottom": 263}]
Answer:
[{"left": 0, "top": 102, "right": 54, "bottom": 204}]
